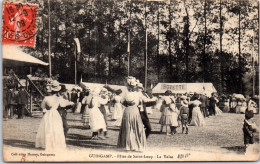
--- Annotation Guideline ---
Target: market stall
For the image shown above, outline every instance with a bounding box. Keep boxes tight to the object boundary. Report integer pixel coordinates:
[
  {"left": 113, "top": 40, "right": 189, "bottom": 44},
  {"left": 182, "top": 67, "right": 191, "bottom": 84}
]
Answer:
[{"left": 152, "top": 83, "right": 217, "bottom": 96}]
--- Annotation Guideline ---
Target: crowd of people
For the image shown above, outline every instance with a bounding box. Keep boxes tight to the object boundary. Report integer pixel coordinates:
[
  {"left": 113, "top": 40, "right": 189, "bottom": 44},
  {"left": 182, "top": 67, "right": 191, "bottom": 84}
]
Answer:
[
  {"left": 4, "top": 76, "right": 258, "bottom": 153},
  {"left": 3, "top": 85, "right": 29, "bottom": 120},
  {"left": 34, "top": 77, "right": 158, "bottom": 151}
]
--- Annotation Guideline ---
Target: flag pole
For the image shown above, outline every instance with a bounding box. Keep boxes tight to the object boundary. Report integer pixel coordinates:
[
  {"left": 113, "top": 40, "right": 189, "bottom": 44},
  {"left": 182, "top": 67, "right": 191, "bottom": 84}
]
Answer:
[
  {"left": 252, "top": 29, "right": 255, "bottom": 97},
  {"left": 48, "top": 0, "right": 52, "bottom": 77},
  {"left": 144, "top": 0, "right": 148, "bottom": 91},
  {"left": 127, "top": 1, "right": 131, "bottom": 76},
  {"left": 75, "top": 46, "right": 77, "bottom": 85}
]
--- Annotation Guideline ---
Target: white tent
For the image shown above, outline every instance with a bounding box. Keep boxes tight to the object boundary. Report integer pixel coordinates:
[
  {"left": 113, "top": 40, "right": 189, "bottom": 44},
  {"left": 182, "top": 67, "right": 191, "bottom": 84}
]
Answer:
[
  {"left": 152, "top": 83, "right": 217, "bottom": 96},
  {"left": 2, "top": 45, "right": 48, "bottom": 66}
]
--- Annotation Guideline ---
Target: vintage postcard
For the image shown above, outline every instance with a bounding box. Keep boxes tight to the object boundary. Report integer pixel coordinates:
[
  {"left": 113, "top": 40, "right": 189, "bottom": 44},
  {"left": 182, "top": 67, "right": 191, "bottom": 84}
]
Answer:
[{"left": 2, "top": 0, "right": 259, "bottom": 162}]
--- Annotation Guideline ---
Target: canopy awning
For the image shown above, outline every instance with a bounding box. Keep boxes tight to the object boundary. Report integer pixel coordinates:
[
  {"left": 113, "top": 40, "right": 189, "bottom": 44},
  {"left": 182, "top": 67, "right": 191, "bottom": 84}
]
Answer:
[
  {"left": 2, "top": 45, "right": 48, "bottom": 67},
  {"left": 152, "top": 83, "right": 217, "bottom": 96}
]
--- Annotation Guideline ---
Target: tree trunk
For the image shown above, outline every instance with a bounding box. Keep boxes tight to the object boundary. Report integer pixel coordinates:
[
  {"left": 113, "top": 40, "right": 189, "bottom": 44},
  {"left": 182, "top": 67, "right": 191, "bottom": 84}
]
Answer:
[
  {"left": 184, "top": 0, "right": 190, "bottom": 82},
  {"left": 203, "top": 0, "right": 207, "bottom": 82},
  {"left": 109, "top": 32, "right": 112, "bottom": 78},
  {"left": 41, "top": 13, "right": 44, "bottom": 58},
  {"left": 118, "top": 24, "right": 121, "bottom": 69},
  {"left": 127, "top": 2, "right": 132, "bottom": 76},
  {"left": 219, "top": 0, "right": 224, "bottom": 93},
  {"left": 169, "top": 3, "right": 173, "bottom": 81},
  {"left": 238, "top": 0, "right": 242, "bottom": 93},
  {"left": 144, "top": 1, "right": 148, "bottom": 90},
  {"left": 157, "top": 2, "right": 160, "bottom": 82}
]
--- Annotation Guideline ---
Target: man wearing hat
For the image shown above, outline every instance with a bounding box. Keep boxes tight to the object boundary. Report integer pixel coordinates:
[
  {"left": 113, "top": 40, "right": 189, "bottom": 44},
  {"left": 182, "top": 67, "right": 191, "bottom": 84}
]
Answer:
[
  {"left": 17, "top": 86, "right": 28, "bottom": 119},
  {"left": 137, "top": 82, "right": 157, "bottom": 138},
  {"left": 71, "top": 88, "right": 78, "bottom": 113},
  {"left": 5, "top": 85, "right": 16, "bottom": 119},
  {"left": 200, "top": 93, "right": 208, "bottom": 118},
  {"left": 80, "top": 87, "right": 89, "bottom": 114}
]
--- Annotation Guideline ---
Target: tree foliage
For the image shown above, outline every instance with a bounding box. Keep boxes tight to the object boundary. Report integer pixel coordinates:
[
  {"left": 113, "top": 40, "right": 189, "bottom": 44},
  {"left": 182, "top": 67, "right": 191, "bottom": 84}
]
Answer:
[{"left": 5, "top": 0, "right": 259, "bottom": 96}]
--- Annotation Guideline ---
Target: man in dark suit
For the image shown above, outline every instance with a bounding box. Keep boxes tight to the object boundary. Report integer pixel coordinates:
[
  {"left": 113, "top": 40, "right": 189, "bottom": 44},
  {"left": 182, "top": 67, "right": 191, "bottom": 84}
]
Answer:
[
  {"left": 136, "top": 83, "right": 157, "bottom": 138},
  {"left": 6, "top": 86, "right": 16, "bottom": 119},
  {"left": 209, "top": 93, "right": 217, "bottom": 116},
  {"left": 17, "top": 86, "right": 28, "bottom": 119},
  {"left": 200, "top": 93, "right": 208, "bottom": 118},
  {"left": 70, "top": 88, "right": 78, "bottom": 113}
]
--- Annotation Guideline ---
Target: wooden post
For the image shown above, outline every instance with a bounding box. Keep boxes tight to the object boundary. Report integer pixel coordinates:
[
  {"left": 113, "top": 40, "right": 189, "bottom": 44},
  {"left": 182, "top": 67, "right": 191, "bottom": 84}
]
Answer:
[
  {"left": 157, "top": 2, "right": 160, "bottom": 82},
  {"left": 26, "top": 78, "right": 29, "bottom": 113},
  {"left": 48, "top": 0, "right": 52, "bottom": 77},
  {"left": 30, "top": 94, "right": 32, "bottom": 114},
  {"left": 144, "top": 0, "right": 148, "bottom": 91},
  {"left": 127, "top": 1, "right": 132, "bottom": 76},
  {"left": 75, "top": 46, "right": 77, "bottom": 85},
  {"left": 252, "top": 30, "right": 255, "bottom": 97}
]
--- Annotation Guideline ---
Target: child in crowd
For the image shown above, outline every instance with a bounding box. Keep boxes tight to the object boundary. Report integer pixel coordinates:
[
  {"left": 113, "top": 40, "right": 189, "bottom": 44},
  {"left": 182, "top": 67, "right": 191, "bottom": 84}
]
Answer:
[
  {"left": 179, "top": 98, "right": 189, "bottom": 134},
  {"left": 159, "top": 90, "right": 173, "bottom": 135}
]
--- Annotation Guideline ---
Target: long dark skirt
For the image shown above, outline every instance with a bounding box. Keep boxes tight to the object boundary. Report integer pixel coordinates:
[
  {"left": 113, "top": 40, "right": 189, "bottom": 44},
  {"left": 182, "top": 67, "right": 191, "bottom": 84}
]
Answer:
[{"left": 117, "top": 105, "right": 146, "bottom": 152}]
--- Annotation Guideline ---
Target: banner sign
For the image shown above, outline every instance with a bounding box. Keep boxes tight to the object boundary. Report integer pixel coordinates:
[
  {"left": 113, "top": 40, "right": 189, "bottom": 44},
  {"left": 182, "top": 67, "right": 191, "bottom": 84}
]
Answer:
[{"left": 161, "top": 84, "right": 187, "bottom": 91}]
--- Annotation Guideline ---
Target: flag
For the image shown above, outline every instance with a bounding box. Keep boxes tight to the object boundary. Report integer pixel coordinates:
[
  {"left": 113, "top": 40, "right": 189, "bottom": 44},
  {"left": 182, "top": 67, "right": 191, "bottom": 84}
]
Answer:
[
  {"left": 80, "top": 74, "right": 82, "bottom": 83},
  {"left": 74, "top": 38, "right": 81, "bottom": 53}
]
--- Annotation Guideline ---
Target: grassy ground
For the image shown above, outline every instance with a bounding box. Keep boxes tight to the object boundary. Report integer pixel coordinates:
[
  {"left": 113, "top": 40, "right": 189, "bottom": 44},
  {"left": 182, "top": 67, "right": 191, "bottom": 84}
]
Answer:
[{"left": 2, "top": 109, "right": 259, "bottom": 155}]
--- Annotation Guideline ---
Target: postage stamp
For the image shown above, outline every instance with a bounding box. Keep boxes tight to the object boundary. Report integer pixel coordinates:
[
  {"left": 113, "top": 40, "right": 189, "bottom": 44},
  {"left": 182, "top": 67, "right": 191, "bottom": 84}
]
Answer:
[{"left": 2, "top": 3, "right": 38, "bottom": 47}]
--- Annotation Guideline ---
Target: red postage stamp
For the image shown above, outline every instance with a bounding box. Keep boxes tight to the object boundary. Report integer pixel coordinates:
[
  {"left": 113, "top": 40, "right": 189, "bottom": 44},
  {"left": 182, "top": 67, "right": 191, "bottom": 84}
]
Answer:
[{"left": 2, "top": 3, "right": 38, "bottom": 47}]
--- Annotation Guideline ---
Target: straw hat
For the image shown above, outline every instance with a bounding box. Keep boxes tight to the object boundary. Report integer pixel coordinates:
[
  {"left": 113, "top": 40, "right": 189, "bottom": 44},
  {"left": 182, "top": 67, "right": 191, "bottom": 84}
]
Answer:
[
  {"left": 126, "top": 76, "right": 137, "bottom": 86},
  {"left": 46, "top": 80, "right": 61, "bottom": 92}
]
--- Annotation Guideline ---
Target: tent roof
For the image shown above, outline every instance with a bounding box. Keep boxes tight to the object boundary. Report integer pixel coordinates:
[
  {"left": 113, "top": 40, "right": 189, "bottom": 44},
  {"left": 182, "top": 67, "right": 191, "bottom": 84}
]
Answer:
[
  {"left": 81, "top": 82, "right": 128, "bottom": 93},
  {"left": 152, "top": 83, "right": 217, "bottom": 96},
  {"left": 2, "top": 45, "right": 48, "bottom": 66}
]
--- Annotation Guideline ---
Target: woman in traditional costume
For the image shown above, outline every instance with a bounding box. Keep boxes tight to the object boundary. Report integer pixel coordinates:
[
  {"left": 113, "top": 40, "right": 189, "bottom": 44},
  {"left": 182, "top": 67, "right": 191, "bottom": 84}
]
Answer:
[
  {"left": 111, "top": 89, "right": 124, "bottom": 126},
  {"left": 88, "top": 87, "right": 108, "bottom": 140},
  {"left": 190, "top": 99, "right": 205, "bottom": 127},
  {"left": 117, "top": 77, "right": 156, "bottom": 152},
  {"left": 35, "top": 80, "right": 73, "bottom": 150}
]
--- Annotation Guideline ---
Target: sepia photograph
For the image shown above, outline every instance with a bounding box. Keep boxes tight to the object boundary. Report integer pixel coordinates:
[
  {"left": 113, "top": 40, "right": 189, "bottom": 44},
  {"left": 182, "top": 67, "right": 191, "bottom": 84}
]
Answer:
[{"left": 1, "top": 0, "right": 259, "bottom": 162}]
